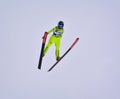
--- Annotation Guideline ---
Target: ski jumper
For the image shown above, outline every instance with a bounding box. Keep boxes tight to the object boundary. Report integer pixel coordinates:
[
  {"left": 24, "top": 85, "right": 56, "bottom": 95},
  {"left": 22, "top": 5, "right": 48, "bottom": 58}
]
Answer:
[{"left": 43, "top": 26, "right": 64, "bottom": 60}]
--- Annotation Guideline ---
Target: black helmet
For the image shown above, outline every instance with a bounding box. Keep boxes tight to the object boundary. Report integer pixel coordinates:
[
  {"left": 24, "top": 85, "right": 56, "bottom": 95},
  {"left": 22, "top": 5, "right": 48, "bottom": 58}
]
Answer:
[{"left": 58, "top": 21, "right": 64, "bottom": 28}]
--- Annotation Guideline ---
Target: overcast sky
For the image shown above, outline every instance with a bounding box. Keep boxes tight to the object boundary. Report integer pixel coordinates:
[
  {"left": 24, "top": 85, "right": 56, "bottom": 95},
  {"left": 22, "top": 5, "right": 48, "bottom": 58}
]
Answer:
[{"left": 0, "top": 0, "right": 120, "bottom": 99}]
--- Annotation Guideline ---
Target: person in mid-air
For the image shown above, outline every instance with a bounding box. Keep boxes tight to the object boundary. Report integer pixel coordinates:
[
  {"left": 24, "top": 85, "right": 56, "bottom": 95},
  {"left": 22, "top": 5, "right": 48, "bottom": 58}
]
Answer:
[{"left": 43, "top": 21, "right": 64, "bottom": 61}]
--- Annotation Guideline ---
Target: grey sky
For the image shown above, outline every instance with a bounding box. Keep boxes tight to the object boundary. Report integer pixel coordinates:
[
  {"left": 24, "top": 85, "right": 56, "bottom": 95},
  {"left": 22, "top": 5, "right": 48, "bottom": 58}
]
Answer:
[{"left": 0, "top": 0, "right": 120, "bottom": 99}]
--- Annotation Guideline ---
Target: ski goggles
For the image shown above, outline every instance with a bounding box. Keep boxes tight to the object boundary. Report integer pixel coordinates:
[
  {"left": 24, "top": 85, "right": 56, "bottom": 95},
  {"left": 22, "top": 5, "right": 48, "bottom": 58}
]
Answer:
[{"left": 58, "top": 24, "right": 64, "bottom": 28}]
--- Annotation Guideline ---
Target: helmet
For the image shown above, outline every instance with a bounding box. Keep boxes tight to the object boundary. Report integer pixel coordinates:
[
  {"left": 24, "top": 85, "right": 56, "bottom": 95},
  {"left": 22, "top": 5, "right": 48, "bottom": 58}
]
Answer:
[{"left": 58, "top": 21, "right": 64, "bottom": 28}]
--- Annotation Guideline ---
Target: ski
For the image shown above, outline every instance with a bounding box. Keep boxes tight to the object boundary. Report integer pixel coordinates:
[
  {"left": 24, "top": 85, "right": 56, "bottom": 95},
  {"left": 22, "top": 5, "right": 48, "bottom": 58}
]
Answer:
[
  {"left": 38, "top": 32, "right": 48, "bottom": 69},
  {"left": 48, "top": 38, "right": 79, "bottom": 72}
]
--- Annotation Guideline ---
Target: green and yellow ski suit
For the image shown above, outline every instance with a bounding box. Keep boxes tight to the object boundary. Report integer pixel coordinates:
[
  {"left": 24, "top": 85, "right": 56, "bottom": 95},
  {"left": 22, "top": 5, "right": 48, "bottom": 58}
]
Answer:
[{"left": 43, "top": 26, "right": 64, "bottom": 59}]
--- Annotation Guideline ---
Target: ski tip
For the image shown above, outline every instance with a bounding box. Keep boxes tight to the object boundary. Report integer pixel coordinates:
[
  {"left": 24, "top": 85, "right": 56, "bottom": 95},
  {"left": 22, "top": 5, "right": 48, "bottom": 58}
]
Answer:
[{"left": 76, "top": 38, "right": 79, "bottom": 41}]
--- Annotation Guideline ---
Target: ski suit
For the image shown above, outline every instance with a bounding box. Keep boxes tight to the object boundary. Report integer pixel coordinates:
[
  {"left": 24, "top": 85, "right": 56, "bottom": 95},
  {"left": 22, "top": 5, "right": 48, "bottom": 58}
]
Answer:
[{"left": 43, "top": 26, "right": 64, "bottom": 60}]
